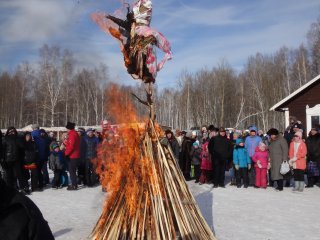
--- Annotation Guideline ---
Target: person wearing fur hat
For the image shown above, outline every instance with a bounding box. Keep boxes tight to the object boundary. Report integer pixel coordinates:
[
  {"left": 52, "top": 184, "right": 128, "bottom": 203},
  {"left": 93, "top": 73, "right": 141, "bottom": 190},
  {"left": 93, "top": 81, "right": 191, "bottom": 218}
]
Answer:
[
  {"left": 252, "top": 142, "right": 269, "bottom": 188},
  {"left": 305, "top": 127, "right": 320, "bottom": 187},
  {"left": 289, "top": 131, "right": 307, "bottom": 192},
  {"left": 245, "top": 125, "right": 262, "bottom": 186},
  {"left": 209, "top": 127, "right": 233, "bottom": 188},
  {"left": 233, "top": 138, "right": 251, "bottom": 188},
  {"left": 267, "top": 128, "right": 288, "bottom": 191},
  {"left": 65, "top": 121, "right": 81, "bottom": 190}
]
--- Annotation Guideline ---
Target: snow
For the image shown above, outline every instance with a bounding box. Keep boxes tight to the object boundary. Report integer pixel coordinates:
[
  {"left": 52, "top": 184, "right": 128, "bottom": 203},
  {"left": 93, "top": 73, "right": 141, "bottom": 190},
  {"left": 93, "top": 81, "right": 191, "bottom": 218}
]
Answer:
[{"left": 29, "top": 171, "right": 320, "bottom": 240}]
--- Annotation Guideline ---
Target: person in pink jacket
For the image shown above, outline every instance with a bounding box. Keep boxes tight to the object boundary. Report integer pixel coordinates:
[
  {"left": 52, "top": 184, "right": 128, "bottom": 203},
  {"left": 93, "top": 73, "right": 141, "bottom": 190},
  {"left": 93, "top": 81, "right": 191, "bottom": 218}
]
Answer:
[
  {"left": 252, "top": 142, "right": 269, "bottom": 188},
  {"left": 289, "top": 131, "right": 307, "bottom": 192}
]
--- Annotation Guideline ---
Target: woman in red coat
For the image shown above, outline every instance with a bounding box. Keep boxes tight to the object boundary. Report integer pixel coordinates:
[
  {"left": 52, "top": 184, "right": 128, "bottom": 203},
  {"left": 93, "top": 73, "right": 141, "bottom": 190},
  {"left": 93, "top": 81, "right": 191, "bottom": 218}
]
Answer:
[{"left": 289, "top": 131, "right": 307, "bottom": 192}]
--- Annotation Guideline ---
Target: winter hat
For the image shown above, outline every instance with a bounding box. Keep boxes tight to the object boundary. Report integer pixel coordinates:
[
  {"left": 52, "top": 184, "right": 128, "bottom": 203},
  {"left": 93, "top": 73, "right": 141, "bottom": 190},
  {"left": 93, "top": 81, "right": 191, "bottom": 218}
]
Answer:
[
  {"left": 181, "top": 130, "right": 187, "bottom": 135},
  {"left": 267, "top": 128, "right": 279, "bottom": 136},
  {"left": 52, "top": 143, "right": 60, "bottom": 150},
  {"left": 77, "top": 127, "right": 85, "bottom": 133},
  {"left": 249, "top": 125, "right": 258, "bottom": 132},
  {"left": 86, "top": 128, "right": 94, "bottom": 133},
  {"left": 66, "top": 121, "right": 75, "bottom": 130},
  {"left": 292, "top": 122, "right": 302, "bottom": 130},
  {"left": 258, "top": 142, "right": 267, "bottom": 150}
]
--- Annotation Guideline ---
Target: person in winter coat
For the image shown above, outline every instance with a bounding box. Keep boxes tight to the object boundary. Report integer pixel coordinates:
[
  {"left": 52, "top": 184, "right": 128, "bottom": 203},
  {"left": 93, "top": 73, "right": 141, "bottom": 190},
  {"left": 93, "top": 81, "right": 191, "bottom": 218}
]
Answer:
[
  {"left": 289, "top": 131, "right": 307, "bottom": 192},
  {"left": 305, "top": 127, "right": 320, "bottom": 187},
  {"left": 267, "top": 128, "right": 288, "bottom": 191},
  {"left": 65, "top": 121, "right": 81, "bottom": 190},
  {"left": 31, "top": 126, "right": 50, "bottom": 187},
  {"left": 209, "top": 127, "right": 233, "bottom": 188},
  {"left": 84, "top": 128, "right": 98, "bottom": 187},
  {"left": 0, "top": 129, "right": 2, "bottom": 180},
  {"left": 49, "top": 143, "right": 66, "bottom": 189},
  {"left": 1, "top": 127, "right": 28, "bottom": 193},
  {"left": 199, "top": 133, "right": 212, "bottom": 184},
  {"left": 245, "top": 125, "right": 262, "bottom": 186},
  {"left": 233, "top": 139, "right": 251, "bottom": 188},
  {"left": 191, "top": 141, "right": 202, "bottom": 183},
  {"left": 0, "top": 178, "right": 54, "bottom": 240},
  {"left": 179, "top": 132, "right": 195, "bottom": 181},
  {"left": 77, "top": 127, "right": 87, "bottom": 185},
  {"left": 23, "top": 132, "right": 39, "bottom": 192},
  {"left": 252, "top": 142, "right": 269, "bottom": 188},
  {"left": 164, "top": 129, "right": 180, "bottom": 161}
]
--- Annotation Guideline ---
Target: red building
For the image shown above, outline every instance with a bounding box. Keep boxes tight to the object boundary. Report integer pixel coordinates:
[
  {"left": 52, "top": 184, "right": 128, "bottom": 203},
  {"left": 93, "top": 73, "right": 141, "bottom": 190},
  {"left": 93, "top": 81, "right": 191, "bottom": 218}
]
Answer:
[{"left": 270, "top": 74, "right": 320, "bottom": 134}]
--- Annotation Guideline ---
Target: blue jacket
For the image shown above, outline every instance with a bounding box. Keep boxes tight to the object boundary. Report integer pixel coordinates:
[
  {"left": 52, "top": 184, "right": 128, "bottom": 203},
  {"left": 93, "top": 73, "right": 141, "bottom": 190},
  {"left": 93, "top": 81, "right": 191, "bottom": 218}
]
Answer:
[
  {"left": 233, "top": 139, "right": 251, "bottom": 168},
  {"left": 31, "top": 130, "right": 50, "bottom": 161},
  {"left": 245, "top": 135, "right": 262, "bottom": 157}
]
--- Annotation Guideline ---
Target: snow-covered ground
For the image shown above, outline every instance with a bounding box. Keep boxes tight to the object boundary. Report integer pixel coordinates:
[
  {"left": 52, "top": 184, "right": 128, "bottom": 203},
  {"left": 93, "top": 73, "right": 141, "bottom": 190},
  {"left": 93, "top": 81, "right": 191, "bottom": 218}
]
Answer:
[{"left": 29, "top": 173, "right": 320, "bottom": 240}]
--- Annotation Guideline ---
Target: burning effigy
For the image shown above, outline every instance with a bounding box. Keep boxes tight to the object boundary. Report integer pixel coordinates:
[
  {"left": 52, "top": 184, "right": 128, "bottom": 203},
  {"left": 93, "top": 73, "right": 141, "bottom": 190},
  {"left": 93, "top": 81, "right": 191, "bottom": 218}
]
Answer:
[{"left": 90, "top": 1, "right": 216, "bottom": 239}]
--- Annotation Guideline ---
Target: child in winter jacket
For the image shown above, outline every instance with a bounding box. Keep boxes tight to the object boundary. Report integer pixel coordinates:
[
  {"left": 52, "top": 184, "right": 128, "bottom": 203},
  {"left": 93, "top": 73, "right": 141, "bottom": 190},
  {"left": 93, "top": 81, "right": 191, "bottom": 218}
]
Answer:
[
  {"left": 252, "top": 142, "right": 269, "bottom": 188},
  {"left": 191, "top": 141, "right": 202, "bottom": 183},
  {"left": 49, "top": 143, "right": 66, "bottom": 189},
  {"left": 233, "top": 139, "right": 251, "bottom": 188}
]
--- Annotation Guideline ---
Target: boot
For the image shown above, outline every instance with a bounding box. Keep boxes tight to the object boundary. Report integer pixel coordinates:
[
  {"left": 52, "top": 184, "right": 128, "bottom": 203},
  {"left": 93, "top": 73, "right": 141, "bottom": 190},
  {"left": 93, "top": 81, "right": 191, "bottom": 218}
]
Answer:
[
  {"left": 306, "top": 177, "right": 314, "bottom": 188},
  {"left": 298, "top": 181, "right": 305, "bottom": 192},
  {"left": 292, "top": 181, "right": 299, "bottom": 191}
]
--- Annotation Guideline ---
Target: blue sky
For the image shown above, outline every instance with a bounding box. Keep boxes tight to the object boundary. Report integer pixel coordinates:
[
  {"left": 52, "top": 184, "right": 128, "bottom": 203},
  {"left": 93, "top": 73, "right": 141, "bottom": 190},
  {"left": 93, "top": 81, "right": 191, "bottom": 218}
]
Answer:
[{"left": 0, "top": 0, "right": 319, "bottom": 89}]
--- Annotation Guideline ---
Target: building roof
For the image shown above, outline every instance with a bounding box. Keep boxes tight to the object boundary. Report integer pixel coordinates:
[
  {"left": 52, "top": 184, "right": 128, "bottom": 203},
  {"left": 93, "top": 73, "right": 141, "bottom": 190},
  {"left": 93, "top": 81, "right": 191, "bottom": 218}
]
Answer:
[{"left": 270, "top": 74, "right": 320, "bottom": 111}]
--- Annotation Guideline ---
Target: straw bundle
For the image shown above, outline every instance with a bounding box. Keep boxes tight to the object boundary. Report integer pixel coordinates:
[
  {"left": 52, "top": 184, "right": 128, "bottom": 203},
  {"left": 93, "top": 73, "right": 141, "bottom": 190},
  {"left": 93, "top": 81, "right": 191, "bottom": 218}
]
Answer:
[{"left": 91, "top": 119, "right": 216, "bottom": 240}]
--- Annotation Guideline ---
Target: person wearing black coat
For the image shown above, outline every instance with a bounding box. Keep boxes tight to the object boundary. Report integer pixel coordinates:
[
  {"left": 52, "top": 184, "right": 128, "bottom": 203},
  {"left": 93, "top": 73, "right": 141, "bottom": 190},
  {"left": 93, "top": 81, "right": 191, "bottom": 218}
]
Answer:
[
  {"left": 23, "top": 132, "right": 39, "bottom": 192},
  {"left": 179, "top": 133, "right": 195, "bottom": 181},
  {"left": 305, "top": 127, "right": 320, "bottom": 187},
  {"left": 1, "top": 127, "right": 28, "bottom": 193},
  {"left": 0, "top": 178, "right": 54, "bottom": 240},
  {"left": 84, "top": 129, "right": 98, "bottom": 187},
  {"left": 0, "top": 129, "right": 2, "bottom": 179},
  {"left": 209, "top": 127, "right": 233, "bottom": 188}
]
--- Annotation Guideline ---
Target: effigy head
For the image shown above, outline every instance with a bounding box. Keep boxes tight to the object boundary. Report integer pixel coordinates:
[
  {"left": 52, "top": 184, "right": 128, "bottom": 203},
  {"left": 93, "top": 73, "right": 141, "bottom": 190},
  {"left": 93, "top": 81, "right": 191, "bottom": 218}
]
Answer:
[{"left": 133, "top": 0, "right": 152, "bottom": 26}]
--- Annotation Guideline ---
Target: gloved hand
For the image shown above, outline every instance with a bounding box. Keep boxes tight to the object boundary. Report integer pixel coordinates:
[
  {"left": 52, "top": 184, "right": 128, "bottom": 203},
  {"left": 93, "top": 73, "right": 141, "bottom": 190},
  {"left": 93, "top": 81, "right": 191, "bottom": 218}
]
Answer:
[
  {"left": 267, "top": 162, "right": 271, "bottom": 170},
  {"left": 248, "top": 164, "right": 251, "bottom": 170},
  {"left": 235, "top": 165, "right": 239, "bottom": 170}
]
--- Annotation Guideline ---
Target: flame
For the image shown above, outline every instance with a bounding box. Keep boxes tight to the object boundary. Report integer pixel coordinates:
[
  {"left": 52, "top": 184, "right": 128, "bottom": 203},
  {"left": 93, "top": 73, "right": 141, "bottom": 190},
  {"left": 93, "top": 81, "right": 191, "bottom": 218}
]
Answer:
[{"left": 93, "top": 84, "right": 156, "bottom": 234}]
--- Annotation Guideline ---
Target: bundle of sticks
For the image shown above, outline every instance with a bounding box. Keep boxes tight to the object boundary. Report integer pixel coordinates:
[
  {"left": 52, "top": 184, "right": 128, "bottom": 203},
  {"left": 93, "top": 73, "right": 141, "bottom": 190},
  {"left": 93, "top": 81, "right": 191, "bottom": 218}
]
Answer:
[{"left": 91, "top": 119, "right": 216, "bottom": 240}]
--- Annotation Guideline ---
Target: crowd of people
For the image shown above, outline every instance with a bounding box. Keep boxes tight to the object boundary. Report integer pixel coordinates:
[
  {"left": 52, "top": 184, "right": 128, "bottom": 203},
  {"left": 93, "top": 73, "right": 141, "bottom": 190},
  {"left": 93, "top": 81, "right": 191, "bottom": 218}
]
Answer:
[
  {"left": 1, "top": 118, "right": 320, "bottom": 194},
  {"left": 164, "top": 121, "right": 320, "bottom": 192},
  {"left": 0, "top": 120, "right": 115, "bottom": 194}
]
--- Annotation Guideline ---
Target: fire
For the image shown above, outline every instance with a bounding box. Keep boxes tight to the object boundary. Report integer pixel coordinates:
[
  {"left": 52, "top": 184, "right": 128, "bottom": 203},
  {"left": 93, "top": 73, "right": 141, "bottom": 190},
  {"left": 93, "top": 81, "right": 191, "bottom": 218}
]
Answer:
[{"left": 92, "top": 84, "right": 154, "bottom": 234}]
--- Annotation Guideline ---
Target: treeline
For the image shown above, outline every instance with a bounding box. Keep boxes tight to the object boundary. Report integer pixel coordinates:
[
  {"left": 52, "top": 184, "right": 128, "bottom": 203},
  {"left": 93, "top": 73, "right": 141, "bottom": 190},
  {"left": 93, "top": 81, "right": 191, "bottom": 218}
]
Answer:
[
  {"left": 1, "top": 18, "right": 320, "bottom": 130},
  {"left": 155, "top": 17, "right": 320, "bottom": 132}
]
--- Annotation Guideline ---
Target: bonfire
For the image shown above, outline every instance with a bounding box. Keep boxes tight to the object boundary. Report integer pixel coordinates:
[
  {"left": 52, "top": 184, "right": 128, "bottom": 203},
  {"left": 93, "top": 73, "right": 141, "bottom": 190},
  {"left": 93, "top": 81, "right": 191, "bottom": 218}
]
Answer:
[{"left": 90, "top": 1, "right": 216, "bottom": 239}]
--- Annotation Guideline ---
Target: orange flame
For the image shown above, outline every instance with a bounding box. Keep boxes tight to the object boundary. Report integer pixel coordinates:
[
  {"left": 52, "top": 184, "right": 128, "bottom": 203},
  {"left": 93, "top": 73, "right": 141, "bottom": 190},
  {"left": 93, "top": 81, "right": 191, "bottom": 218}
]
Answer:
[{"left": 93, "top": 84, "right": 156, "bottom": 230}]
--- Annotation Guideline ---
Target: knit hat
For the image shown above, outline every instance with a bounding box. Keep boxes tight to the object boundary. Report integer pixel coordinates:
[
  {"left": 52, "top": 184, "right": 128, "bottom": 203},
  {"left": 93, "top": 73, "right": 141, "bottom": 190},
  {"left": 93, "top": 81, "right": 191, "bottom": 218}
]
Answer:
[
  {"left": 66, "top": 122, "right": 75, "bottom": 130},
  {"left": 86, "top": 128, "right": 94, "bottom": 133},
  {"left": 52, "top": 143, "right": 59, "bottom": 150},
  {"left": 258, "top": 142, "right": 267, "bottom": 150},
  {"left": 77, "top": 127, "right": 85, "bottom": 133}
]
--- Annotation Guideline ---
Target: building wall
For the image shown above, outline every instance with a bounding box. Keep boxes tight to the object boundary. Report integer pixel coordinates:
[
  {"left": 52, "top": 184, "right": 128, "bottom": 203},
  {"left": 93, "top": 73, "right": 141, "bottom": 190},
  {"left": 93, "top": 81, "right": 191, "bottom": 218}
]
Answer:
[{"left": 286, "top": 81, "right": 320, "bottom": 127}]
